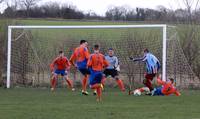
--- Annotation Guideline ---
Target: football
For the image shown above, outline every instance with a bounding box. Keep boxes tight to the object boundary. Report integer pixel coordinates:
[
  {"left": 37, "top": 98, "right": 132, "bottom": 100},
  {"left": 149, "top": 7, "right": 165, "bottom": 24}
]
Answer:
[{"left": 133, "top": 89, "right": 141, "bottom": 96}]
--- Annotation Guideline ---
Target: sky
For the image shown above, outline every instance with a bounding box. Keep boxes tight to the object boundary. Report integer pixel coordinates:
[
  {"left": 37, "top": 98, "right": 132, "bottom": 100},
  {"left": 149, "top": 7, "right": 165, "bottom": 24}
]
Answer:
[{"left": 0, "top": 0, "right": 198, "bottom": 15}]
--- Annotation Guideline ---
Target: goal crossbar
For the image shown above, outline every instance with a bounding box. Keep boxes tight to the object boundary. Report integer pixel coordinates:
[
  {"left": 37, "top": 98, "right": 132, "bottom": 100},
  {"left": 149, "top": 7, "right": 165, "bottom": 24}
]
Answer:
[
  {"left": 9, "top": 24, "right": 166, "bottom": 29},
  {"left": 7, "top": 24, "right": 167, "bottom": 88}
]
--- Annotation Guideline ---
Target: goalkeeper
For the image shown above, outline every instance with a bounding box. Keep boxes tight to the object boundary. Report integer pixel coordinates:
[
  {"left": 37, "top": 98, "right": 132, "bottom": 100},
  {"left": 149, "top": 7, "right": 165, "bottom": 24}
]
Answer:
[
  {"left": 130, "top": 48, "right": 160, "bottom": 91},
  {"left": 50, "top": 51, "right": 74, "bottom": 91},
  {"left": 102, "top": 48, "right": 125, "bottom": 92}
]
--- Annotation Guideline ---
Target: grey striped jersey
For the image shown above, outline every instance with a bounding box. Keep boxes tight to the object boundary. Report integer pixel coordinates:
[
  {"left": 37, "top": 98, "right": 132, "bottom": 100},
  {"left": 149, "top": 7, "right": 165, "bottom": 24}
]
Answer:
[{"left": 105, "top": 55, "right": 119, "bottom": 69}]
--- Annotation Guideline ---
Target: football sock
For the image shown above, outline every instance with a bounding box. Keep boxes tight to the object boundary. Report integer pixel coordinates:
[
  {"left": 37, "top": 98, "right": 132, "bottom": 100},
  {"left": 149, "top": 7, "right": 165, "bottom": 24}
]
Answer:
[
  {"left": 51, "top": 77, "right": 57, "bottom": 89},
  {"left": 101, "top": 77, "right": 106, "bottom": 86},
  {"left": 82, "top": 75, "right": 88, "bottom": 91},
  {"left": 96, "top": 86, "right": 102, "bottom": 101},
  {"left": 66, "top": 78, "right": 73, "bottom": 89},
  {"left": 116, "top": 79, "right": 125, "bottom": 91}
]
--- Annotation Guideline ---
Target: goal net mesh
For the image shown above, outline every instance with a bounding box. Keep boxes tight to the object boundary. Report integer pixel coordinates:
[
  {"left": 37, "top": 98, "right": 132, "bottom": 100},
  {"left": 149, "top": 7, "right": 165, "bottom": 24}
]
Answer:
[{"left": 9, "top": 27, "right": 199, "bottom": 89}]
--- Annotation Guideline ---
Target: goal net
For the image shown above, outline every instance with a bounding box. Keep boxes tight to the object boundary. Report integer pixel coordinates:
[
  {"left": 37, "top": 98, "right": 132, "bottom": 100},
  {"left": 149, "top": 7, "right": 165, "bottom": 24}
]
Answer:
[{"left": 6, "top": 25, "right": 199, "bottom": 89}]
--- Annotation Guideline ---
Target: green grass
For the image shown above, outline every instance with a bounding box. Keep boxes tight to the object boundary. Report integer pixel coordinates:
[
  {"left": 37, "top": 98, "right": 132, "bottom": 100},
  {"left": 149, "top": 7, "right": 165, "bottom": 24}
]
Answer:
[
  {"left": 15, "top": 19, "right": 133, "bottom": 25},
  {"left": 0, "top": 88, "right": 200, "bottom": 119}
]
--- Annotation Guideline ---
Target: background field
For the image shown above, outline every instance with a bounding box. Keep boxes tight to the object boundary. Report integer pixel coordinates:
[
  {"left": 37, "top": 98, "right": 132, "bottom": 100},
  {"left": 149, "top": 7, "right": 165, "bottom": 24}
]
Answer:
[
  {"left": 1, "top": 0, "right": 200, "bottom": 117},
  {"left": 0, "top": 19, "right": 200, "bottom": 119},
  {"left": 0, "top": 87, "right": 200, "bottom": 119}
]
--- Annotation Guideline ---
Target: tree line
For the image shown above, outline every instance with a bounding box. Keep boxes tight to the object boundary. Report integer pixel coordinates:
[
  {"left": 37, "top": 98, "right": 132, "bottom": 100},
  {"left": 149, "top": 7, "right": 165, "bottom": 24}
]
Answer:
[{"left": 0, "top": 0, "right": 200, "bottom": 23}]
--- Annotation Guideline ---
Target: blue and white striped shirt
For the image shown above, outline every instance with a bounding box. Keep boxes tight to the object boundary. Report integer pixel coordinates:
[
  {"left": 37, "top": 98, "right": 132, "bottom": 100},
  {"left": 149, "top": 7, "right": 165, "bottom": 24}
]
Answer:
[{"left": 135, "top": 53, "right": 160, "bottom": 74}]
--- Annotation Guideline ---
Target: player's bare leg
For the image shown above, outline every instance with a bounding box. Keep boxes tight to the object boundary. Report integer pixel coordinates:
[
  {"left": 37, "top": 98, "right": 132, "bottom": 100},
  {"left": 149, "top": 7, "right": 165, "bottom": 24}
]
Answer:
[
  {"left": 82, "top": 75, "right": 89, "bottom": 95},
  {"left": 115, "top": 77, "right": 125, "bottom": 92},
  {"left": 64, "top": 75, "right": 75, "bottom": 91},
  {"left": 91, "top": 83, "right": 103, "bottom": 102},
  {"left": 51, "top": 74, "right": 58, "bottom": 91}
]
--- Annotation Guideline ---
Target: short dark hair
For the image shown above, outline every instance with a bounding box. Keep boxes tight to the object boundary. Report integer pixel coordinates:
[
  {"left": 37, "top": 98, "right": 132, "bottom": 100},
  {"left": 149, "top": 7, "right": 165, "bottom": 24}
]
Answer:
[
  {"left": 80, "top": 40, "right": 87, "bottom": 44},
  {"left": 144, "top": 48, "right": 149, "bottom": 53},
  {"left": 59, "top": 50, "right": 63, "bottom": 54},
  {"left": 169, "top": 78, "right": 175, "bottom": 83},
  {"left": 94, "top": 44, "right": 100, "bottom": 50}
]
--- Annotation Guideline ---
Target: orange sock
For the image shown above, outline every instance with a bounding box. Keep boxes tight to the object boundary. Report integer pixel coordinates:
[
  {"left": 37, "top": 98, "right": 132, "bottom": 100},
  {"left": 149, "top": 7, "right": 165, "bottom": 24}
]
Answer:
[
  {"left": 101, "top": 77, "right": 106, "bottom": 86},
  {"left": 96, "top": 87, "right": 102, "bottom": 101},
  {"left": 66, "top": 78, "right": 73, "bottom": 89},
  {"left": 82, "top": 75, "right": 88, "bottom": 91},
  {"left": 116, "top": 79, "right": 125, "bottom": 91},
  {"left": 91, "top": 83, "right": 101, "bottom": 89},
  {"left": 51, "top": 77, "right": 57, "bottom": 88}
]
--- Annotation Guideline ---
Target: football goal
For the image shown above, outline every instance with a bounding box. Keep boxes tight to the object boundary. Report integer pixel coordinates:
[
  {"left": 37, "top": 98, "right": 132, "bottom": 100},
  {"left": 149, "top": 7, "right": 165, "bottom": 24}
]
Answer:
[{"left": 6, "top": 24, "right": 198, "bottom": 88}]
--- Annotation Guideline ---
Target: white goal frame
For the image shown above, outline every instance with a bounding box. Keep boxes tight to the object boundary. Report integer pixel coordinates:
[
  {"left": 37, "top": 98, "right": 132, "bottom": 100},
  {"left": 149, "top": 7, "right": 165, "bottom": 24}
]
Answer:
[{"left": 7, "top": 24, "right": 167, "bottom": 88}]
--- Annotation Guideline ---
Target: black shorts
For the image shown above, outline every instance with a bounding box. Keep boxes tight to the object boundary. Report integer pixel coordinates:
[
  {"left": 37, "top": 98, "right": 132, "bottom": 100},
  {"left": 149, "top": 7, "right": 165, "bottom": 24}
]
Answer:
[
  {"left": 103, "top": 69, "right": 119, "bottom": 78},
  {"left": 78, "top": 68, "right": 90, "bottom": 75}
]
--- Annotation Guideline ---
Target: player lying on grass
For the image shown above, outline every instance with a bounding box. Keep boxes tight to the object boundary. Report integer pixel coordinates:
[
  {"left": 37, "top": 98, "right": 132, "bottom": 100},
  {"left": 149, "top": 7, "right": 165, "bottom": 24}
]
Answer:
[
  {"left": 50, "top": 51, "right": 74, "bottom": 91},
  {"left": 70, "top": 40, "right": 90, "bottom": 95},
  {"left": 130, "top": 48, "right": 160, "bottom": 91},
  {"left": 87, "top": 44, "right": 109, "bottom": 102},
  {"left": 101, "top": 48, "right": 125, "bottom": 92},
  {"left": 129, "top": 87, "right": 150, "bottom": 95},
  {"left": 151, "top": 75, "right": 181, "bottom": 96}
]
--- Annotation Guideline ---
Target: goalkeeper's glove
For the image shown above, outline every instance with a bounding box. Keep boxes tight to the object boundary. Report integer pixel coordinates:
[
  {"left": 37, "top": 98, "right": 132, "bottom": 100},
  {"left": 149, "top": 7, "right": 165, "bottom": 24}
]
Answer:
[
  {"left": 129, "top": 57, "right": 138, "bottom": 62},
  {"left": 51, "top": 71, "right": 54, "bottom": 75},
  {"left": 129, "top": 57, "right": 134, "bottom": 60}
]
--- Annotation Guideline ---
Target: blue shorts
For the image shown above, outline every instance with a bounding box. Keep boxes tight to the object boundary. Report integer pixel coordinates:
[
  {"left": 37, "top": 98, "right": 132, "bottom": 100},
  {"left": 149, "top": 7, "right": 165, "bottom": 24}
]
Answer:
[
  {"left": 89, "top": 70, "right": 103, "bottom": 85},
  {"left": 153, "top": 87, "right": 164, "bottom": 96},
  {"left": 54, "top": 70, "right": 67, "bottom": 76},
  {"left": 78, "top": 68, "right": 90, "bottom": 75}
]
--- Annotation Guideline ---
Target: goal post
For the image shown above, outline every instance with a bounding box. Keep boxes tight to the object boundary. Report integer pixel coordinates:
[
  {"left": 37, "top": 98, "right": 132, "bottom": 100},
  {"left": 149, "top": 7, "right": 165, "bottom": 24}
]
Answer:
[{"left": 7, "top": 24, "right": 167, "bottom": 88}]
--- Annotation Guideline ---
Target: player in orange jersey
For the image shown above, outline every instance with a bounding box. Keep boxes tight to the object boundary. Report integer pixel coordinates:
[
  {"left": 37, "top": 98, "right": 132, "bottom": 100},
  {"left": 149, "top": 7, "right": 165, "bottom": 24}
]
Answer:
[
  {"left": 151, "top": 75, "right": 181, "bottom": 96},
  {"left": 50, "top": 51, "right": 74, "bottom": 91},
  {"left": 70, "top": 40, "right": 90, "bottom": 95},
  {"left": 87, "top": 44, "right": 109, "bottom": 102}
]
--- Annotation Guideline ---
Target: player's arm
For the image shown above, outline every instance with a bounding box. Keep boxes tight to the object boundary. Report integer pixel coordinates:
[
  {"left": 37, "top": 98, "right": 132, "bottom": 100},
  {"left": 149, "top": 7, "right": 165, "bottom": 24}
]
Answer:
[
  {"left": 65, "top": 58, "right": 71, "bottom": 71},
  {"left": 69, "top": 52, "right": 76, "bottom": 67},
  {"left": 156, "top": 75, "right": 165, "bottom": 85},
  {"left": 129, "top": 55, "right": 146, "bottom": 62},
  {"left": 103, "top": 56, "right": 109, "bottom": 68},
  {"left": 87, "top": 55, "right": 93, "bottom": 68},
  {"left": 50, "top": 59, "right": 56, "bottom": 72},
  {"left": 114, "top": 56, "right": 119, "bottom": 69},
  {"left": 84, "top": 47, "right": 90, "bottom": 60}
]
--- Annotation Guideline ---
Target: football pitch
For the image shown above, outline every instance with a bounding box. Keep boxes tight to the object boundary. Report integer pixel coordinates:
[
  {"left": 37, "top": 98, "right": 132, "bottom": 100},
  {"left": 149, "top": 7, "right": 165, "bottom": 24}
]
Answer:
[{"left": 0, "top": 88, "right": 200, "bottom": 119}]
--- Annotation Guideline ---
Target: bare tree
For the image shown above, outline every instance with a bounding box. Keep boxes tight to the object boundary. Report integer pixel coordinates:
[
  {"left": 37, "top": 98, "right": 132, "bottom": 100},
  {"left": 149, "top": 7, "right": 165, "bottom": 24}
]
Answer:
[
  {"left": 0, "top": 0, "right": 4, "bottom": 4},
  {"left": 177, "top": 0, "right": 200, "bottom": 22},
  {"left": 20, "top": 0, "right": 40, "bottom": 16},
  {"left": 105, "top": 6, "right": 127, "bottom": 20},
  {"left": 175, "top": 0, "right": 200, "bottom": 79},
  {"left": 41, "top": 2, "right": 60, "bottom": 17},
  {"left": 3, "top": 0, "right": 20, "bottom": 17},
  {"left": 21, "top": 0, "right": 40, "bottom": 9},
  {"left": 5, "top": 0, "right": 18, "bottom": 8}
]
